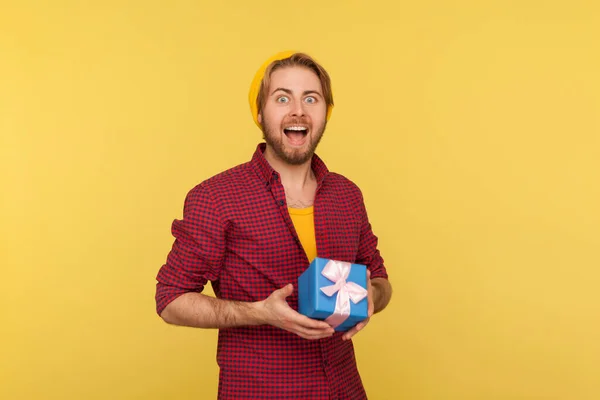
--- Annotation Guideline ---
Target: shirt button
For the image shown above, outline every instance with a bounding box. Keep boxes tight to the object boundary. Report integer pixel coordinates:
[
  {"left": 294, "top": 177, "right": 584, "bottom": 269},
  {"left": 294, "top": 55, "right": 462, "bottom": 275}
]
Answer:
[
  {"left": 278, "top": 200, "right": 285, "bottom": 206},
  {"left": 273, "top": 174, "right": 279, "bottom": 180}
]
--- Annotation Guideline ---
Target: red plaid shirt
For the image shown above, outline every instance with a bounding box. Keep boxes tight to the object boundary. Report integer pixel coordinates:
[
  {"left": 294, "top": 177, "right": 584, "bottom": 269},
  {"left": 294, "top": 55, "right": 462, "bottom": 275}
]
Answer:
[{"left": 156, "top": 143, "right": 388, "bottom": 400}]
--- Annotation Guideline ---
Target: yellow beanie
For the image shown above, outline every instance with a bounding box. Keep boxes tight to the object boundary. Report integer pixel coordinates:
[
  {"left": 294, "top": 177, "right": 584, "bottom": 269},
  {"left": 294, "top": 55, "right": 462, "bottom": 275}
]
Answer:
[{"left": 248, "top": 50, "right": 333, "bottom": 129}]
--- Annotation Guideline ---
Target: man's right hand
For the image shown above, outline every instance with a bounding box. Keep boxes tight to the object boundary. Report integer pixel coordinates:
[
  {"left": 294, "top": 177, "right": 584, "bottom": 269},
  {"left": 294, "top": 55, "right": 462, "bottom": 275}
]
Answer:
[{"left": 258, "top": 283, "right": 335, "bottom": 340}]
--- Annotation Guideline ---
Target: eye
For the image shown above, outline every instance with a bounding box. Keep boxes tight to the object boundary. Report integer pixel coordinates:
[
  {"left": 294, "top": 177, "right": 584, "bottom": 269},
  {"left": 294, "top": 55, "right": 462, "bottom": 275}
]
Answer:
[
  {"left": 305, "top": 96, "right": 317, "bottom": 104},
  {"left": 276, "top": 96, "right": 289, "bottom": 103}
]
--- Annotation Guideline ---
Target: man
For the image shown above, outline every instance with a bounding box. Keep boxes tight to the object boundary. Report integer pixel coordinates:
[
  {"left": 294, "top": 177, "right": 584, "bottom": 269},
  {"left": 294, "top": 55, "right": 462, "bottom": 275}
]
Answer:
[{"left": 155, "top": 51, "right": 393, "bottom": 399}]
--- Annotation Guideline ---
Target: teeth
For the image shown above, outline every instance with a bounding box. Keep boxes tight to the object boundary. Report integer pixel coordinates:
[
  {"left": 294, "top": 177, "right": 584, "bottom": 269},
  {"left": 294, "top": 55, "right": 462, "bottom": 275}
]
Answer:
[{"left": 285, "top": 126, "right": 307, "bottom": 131}]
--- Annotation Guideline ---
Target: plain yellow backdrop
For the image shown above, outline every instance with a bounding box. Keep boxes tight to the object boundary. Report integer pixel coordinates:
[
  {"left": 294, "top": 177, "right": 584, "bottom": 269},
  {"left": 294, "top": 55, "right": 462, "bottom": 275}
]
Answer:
[{"left": 2, "top": 1, "right": 599, "bottom": 399}]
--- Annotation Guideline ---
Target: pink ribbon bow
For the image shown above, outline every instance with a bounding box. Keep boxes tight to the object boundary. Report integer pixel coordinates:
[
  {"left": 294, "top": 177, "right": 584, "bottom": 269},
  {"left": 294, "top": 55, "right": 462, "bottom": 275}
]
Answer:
[{"left": 320, "top": 260, "right": 368, "bottom": 328}]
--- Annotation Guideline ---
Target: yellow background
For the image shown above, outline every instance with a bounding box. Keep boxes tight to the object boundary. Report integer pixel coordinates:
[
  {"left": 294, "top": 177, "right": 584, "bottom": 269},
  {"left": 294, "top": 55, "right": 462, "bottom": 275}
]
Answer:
[{"left": 2, "top": 1, "right": 599, "bottom": 399}]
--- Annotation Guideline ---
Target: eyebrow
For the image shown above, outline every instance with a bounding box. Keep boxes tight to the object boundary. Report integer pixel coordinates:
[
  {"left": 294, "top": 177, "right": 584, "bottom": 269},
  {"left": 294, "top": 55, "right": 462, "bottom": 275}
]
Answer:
[{"left": 270, "top": 88, "right": 323, "bottom": 98}]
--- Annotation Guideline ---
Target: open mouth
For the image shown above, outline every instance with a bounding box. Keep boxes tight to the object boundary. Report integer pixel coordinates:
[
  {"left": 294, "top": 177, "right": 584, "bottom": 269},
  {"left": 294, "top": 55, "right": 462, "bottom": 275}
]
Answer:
[{"left": 283, "top": 126, "right": 309, "bottom": 146}]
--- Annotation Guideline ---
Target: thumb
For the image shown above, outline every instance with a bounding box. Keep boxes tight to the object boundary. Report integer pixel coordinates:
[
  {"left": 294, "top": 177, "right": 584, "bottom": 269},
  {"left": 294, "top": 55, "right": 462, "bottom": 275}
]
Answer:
[{"left": 274, "top": 283, "right": 294, "bottom": 299}]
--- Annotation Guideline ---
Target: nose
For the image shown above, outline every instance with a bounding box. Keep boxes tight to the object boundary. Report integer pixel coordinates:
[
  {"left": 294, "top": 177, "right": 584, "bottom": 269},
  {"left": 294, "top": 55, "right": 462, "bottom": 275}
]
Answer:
[{"left": 289, "top": 99, "right": 306, "bottom": 117}]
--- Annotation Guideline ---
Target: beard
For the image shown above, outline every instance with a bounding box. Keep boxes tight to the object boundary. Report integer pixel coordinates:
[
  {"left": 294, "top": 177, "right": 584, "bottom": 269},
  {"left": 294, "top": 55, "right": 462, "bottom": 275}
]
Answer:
[{"left": 261, "top": 117, "right": 327, "bottom": 166}]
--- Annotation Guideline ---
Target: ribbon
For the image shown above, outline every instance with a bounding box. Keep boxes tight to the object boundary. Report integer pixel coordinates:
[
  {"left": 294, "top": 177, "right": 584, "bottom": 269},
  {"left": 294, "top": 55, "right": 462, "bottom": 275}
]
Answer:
[{"left": 320, "top": 260, "right": 368, "bottom": 328}]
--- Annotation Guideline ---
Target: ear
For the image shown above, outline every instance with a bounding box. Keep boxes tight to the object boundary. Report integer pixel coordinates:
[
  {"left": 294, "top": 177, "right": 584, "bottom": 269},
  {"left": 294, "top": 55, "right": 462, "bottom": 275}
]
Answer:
[{"left": 257, "top": 113, "right": 262, "bottom": 124}]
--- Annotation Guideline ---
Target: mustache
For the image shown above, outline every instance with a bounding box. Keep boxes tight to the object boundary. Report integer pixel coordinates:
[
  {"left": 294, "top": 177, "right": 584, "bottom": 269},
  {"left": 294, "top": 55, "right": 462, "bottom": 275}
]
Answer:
[{"left": 282, "top": 117, "right": 311, "bottom": 125}]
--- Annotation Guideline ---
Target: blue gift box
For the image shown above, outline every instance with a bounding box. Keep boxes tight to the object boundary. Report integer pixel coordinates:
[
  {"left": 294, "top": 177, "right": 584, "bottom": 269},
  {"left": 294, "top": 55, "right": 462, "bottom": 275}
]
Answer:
[{"left": 298, "top": 257, "right": 369, "bottom": 332}]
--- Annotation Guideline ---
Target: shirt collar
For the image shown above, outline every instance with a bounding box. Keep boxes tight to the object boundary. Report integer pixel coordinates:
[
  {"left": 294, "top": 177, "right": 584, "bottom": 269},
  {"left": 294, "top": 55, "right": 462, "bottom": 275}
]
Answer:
[{"left": 251, "top": 143, "right": 329, "bottom": 186}]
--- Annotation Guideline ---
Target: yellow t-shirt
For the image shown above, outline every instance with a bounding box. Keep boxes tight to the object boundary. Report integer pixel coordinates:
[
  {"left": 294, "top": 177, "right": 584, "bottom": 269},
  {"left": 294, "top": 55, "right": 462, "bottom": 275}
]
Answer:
[{"left": 288, "top": 206, "right": 317, "bottom": 262}]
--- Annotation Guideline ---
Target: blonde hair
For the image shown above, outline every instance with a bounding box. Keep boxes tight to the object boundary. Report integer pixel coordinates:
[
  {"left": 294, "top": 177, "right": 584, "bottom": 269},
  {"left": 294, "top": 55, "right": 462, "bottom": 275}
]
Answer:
[{"left": 248, "top": 52, "right": 334, "bottom": 128}]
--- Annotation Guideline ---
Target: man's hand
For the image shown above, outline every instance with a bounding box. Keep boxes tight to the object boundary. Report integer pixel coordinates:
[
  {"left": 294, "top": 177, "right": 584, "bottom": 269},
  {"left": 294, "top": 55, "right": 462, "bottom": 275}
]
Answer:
[
  {"left": 342, "top": 270, "right": 374, "bottom": 341},
  {"left": 258, "top": 283, "right": 335, "bottom": 340}
]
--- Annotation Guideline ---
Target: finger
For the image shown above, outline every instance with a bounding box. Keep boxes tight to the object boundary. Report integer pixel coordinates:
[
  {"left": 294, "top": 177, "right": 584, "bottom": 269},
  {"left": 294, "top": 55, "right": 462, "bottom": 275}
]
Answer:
[
  {"left": 298, "top": 329, "right": 335, "bottom": 340},
  {"left": 295, "top": 316, "right": 335, "bottom": 332},
  {"left": 291, "top": 324, "right": 335, "bottom": 340},
  {"left": 276, "top": 309, "right": 334, "bottom": 336},
  {"left": 277, "top": 308, "right": 335, "bottom": 333},
  {"left": 342, "top": 318, "right": 370, "bottom": 341},
  {"left": 343, "top": 323, "right": 364, "bottom": 341},
  {"left": 342, "top": 324, "right": 361, "bottom": 341},
  {"left": 287, "top": 310, "right": 335, "bottom": 330},
  {"left": 272, "top": 283, "right": 294, "bottom": 299}
]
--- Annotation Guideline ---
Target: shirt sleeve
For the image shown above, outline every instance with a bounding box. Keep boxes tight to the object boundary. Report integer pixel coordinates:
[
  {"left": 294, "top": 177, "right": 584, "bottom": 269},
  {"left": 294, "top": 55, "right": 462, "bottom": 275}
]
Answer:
[
  {"left": 355, "top": 190, "right": 389, "bottom": 281},
  {"left": 155, "top": 183, "right": 226, "bottom": 315}
]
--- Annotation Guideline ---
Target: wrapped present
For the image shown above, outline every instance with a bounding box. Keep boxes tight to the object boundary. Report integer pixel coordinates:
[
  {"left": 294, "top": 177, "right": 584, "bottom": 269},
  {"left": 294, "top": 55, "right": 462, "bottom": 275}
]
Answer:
[{"left": 298, "top": 257, "right": 369, "bottom": 332}]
